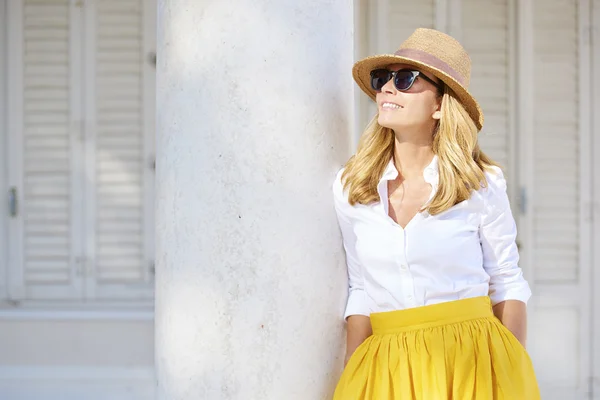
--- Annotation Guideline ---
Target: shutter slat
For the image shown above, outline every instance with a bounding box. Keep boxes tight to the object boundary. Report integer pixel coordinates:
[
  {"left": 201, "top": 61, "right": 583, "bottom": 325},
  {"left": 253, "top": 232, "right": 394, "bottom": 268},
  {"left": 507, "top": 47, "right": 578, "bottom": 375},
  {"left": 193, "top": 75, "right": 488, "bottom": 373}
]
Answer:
[
  {"left": 25, "top": 41, "right": 68, "bottom": 52},
  {"left": 23, "top": 89, "right": 69, "bottom": 101},
  {"left": 25, "top": 234, "right": 69, "bottom": 248},
  {"left": 25, "top": 53, "right": 68, "bottom": 64},
  {"left": 24, "top": 28, "right": 68, "bottom": 40},
  {"left": 26, "top": 269, "right": 71, "bottom": 284},
  {"left": 97, "top": 269, "right": 143, "bottom": 282}
]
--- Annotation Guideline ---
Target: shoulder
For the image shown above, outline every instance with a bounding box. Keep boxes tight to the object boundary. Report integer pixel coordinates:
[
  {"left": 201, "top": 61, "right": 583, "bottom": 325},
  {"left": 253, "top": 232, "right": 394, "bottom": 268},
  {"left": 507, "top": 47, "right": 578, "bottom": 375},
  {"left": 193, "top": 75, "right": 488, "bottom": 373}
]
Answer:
[
  {"left": 332, "top": 167, "right": 345, "bottom": 191},
  {"left": 482, "top": 166, "right": 507, "bottom": 194},
  {"left": 479, "top": 165, "right": 510, "bottom": 211},
  {"left": 332, "top": 167, "right": 354, "bottom": 215},
  {"left": 332, "top": 167, "right": 348, "bottom": 203}
]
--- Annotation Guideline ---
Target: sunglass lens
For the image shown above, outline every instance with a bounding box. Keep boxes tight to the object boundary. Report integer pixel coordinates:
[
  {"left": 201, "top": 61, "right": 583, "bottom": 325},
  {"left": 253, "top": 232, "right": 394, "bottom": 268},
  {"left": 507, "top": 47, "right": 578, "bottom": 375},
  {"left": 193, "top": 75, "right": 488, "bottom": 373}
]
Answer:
[
  {"left": 370, "top": 69, "right": 392, "bottom": 91},
  {"left": 394, "top": 70, "right": 415, "bottom": 90}
]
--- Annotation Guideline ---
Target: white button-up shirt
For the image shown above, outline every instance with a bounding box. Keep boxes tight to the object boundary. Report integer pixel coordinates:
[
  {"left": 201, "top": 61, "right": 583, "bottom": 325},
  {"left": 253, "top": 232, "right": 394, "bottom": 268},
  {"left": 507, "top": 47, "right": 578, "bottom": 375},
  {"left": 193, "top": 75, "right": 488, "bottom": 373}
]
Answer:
[{"left": 333, "top": 155, "right": 532, "bottom": 320}]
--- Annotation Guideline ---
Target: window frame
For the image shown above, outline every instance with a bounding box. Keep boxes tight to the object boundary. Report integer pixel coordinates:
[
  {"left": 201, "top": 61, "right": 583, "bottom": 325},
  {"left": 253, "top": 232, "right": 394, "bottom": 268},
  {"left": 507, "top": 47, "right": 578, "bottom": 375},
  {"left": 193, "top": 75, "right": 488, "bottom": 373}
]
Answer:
[{"left": 2, "top": 0, "right": 155, "bottom": 310}]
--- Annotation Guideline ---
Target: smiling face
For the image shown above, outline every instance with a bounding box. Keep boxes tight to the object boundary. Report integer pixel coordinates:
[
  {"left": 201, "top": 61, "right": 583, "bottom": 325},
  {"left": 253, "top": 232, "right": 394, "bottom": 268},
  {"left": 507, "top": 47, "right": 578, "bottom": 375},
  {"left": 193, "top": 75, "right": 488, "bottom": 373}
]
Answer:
[{"left": 376, "top": 64, "right": 443, "bottom": 136}]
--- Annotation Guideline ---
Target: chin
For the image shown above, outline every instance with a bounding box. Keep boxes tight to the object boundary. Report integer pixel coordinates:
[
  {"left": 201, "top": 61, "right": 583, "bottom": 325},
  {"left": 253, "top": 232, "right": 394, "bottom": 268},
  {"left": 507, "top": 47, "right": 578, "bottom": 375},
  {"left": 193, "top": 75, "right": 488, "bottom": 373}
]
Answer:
[
  {"left": 378, "top": 115, "right": 401, "bottom": 131},
  {"left": 377, "top": 115, "right": 395, "bottom": 129}
]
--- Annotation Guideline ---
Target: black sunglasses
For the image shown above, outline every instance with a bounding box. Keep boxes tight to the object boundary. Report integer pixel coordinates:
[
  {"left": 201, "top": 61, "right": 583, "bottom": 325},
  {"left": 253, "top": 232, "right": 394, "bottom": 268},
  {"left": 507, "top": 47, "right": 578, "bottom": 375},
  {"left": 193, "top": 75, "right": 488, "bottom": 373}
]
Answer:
[{"left": 370, "top": 69, "right": 442, "bottom": 92}]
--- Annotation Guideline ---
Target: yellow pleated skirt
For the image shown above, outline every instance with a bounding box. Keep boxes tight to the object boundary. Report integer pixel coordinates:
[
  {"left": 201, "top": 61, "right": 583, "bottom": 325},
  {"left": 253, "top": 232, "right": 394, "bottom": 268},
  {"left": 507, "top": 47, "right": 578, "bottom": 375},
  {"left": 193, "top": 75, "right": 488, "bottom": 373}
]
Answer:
[{"left": 333, "top": 296, "right": 540, "bottom": 400}]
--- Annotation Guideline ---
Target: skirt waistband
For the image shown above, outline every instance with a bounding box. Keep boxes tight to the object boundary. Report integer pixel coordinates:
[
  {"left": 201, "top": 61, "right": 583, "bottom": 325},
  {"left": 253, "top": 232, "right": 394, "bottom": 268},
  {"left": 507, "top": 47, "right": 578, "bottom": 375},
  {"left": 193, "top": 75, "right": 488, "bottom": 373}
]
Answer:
[{"left": 370, "top": 296, "right": 494, "bottom": 334}]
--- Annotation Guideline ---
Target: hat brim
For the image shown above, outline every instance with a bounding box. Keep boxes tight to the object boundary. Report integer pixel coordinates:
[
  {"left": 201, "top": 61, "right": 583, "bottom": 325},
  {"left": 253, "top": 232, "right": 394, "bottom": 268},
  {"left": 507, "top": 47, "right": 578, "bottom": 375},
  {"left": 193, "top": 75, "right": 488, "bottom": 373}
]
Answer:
[{"left": 352, "top": 54, "right": 484, "bottom": 131}]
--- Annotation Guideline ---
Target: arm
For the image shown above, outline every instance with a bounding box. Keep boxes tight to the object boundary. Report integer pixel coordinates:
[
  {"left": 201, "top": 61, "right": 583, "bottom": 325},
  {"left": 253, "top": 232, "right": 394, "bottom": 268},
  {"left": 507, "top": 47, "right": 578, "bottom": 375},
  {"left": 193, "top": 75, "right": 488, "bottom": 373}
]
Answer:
[
  {"left": 480, "top": 168, "right": 532, "bottom": 347},
  {"left": 345, "top": 315, "right": 372, "bottom": 366},
  {"left": 333, "top": 170, "right": 372, "bottom": 363}
]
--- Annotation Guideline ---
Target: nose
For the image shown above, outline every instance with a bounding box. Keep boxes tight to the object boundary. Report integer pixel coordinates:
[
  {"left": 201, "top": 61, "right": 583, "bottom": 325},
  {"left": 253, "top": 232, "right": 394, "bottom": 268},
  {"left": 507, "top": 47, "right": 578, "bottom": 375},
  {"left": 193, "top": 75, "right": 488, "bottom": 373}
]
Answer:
[{"left": 381, "top": 76, "right": 396, "bottom": 95}]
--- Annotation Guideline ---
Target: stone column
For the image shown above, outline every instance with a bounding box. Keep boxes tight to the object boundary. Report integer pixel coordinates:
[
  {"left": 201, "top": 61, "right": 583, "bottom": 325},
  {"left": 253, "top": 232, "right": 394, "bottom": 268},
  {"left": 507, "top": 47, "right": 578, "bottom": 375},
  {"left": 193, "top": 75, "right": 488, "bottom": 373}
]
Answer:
[{"left": 155, "top": 1, "right": 354, "bottom": 399}]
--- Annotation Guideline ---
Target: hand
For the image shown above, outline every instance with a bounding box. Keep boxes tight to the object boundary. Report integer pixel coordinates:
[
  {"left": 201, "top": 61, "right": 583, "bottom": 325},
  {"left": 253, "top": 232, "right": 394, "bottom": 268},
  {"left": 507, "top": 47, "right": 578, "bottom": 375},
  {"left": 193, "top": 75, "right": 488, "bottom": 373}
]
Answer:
[{"left": 493, "top": 300, "right": 527, "bottom": 347}]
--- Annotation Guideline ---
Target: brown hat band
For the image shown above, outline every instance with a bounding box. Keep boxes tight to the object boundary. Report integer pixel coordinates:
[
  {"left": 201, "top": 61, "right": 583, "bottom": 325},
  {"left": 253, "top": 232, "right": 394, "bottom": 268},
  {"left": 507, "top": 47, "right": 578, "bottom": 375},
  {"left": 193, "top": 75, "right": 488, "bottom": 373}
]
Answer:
[{"left": 393, "top": 48, "right": 465, "bottom": 86}]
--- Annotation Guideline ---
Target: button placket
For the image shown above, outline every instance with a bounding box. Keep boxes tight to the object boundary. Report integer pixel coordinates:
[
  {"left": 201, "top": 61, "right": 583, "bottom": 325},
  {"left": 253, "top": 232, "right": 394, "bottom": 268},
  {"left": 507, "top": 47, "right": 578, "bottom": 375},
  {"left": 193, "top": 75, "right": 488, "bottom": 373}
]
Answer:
[
  {"left": 397, "top": 230, "right": 413, "bottom": 306},
  {"left": 401, "top": 231, "right": 418, "bottom": 307}
]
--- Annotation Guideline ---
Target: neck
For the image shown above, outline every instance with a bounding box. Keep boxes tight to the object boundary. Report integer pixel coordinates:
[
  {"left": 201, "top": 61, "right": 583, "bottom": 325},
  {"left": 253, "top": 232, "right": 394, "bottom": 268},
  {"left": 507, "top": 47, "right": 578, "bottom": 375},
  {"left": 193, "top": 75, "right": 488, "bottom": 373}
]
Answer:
[{"left": 392, "top": 135, "right": 435, "bottom": 180}]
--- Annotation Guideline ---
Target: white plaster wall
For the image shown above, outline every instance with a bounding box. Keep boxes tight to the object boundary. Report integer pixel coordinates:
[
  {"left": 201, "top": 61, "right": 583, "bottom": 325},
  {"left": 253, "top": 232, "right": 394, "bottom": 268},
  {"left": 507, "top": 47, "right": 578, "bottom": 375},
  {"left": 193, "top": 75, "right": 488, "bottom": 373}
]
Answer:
[
  {"left": 0, "top": 320, "right": 155, "bottom": 399},
  {"left": 0, "top": 320, "right": 153, "bottom": 365},
  {"left": 155, "top": 0, "right": 354, "bottom": 399}
]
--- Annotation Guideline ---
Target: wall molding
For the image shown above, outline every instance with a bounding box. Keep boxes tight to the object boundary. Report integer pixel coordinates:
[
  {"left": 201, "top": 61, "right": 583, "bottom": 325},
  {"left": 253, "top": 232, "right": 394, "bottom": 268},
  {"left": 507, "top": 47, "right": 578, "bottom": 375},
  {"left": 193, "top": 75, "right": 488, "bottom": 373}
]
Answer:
[
  {"left": 0, "top": 308, "right": 153, "bottom": 321},
  {"left": 0, "top": 366, "right": 155, "bottom": 400}
]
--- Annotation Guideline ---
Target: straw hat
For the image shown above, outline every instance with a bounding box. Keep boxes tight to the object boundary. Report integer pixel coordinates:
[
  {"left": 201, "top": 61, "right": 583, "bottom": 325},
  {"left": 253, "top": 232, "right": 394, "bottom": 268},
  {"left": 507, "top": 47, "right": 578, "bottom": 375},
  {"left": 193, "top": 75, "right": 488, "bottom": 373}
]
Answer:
[{"left": 352, "top": 28, "right": 484, "bottom": 131}]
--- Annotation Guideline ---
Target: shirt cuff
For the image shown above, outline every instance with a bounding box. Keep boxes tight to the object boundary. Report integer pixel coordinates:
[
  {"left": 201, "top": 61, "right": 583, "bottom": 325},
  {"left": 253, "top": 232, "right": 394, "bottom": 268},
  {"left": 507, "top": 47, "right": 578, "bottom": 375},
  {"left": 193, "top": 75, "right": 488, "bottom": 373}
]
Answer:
[
  {"left": 343, "top": 289, "right": 370, "bottom": 320},
  {"left": 489, "top": 285, "right": 532, "bottom": 306}
]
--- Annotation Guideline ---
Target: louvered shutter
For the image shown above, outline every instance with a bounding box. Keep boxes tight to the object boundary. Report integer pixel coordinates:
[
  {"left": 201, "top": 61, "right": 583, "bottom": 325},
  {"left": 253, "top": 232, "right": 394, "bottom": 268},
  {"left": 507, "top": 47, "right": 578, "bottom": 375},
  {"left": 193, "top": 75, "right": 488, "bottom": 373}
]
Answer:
[
  {"left": 526, "top": 0, "right": 593, "bottom": 398},
  {"left": 388, "top": 0, "right": 435, "bottom": 40},
  {"left": 16, "top": 0, "right": 82, "bottom": 299},
  {"left": 87, "top": 0, "right": 153, "bottom": 299},
  {"left": 533, "top": 0, "right": 579, "bottom": 282},
  {"left": 461, "top": 0, "right": 511, "bottom": 173},
  {"left": 8, "top": 0, "right": 154, "bottom": 302}
]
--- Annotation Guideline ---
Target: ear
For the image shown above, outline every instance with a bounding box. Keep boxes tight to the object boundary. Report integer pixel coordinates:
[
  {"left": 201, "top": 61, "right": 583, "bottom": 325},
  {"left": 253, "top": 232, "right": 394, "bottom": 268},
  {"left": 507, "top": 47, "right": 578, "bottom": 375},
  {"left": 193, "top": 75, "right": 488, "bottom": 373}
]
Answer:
[{"left": 432, "top": 110, "right": 441, "bottom": 120}]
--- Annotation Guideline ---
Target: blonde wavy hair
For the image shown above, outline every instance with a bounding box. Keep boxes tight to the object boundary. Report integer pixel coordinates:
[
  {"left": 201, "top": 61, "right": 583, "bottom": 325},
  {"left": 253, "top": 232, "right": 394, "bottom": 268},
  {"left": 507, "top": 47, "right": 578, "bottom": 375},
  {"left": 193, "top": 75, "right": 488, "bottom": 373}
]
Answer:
[{"left": 341, "top": 86, "right": 499, "bottom": 215}]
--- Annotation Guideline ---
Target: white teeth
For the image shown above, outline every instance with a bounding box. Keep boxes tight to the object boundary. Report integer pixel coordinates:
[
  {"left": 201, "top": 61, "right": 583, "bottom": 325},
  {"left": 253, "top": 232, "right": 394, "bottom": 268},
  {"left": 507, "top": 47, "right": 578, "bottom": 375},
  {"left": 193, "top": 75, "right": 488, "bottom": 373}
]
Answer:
[{"left": 382, "top": 102, "right": 400, "bottom": 109}]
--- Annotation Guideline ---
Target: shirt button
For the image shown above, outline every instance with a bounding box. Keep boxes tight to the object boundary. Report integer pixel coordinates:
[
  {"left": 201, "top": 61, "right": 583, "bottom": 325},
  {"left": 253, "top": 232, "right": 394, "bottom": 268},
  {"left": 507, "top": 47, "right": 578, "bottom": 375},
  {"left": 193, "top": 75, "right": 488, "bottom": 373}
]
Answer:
[{"left": 400, "top": 264, "right": 408, "bottom": 270}]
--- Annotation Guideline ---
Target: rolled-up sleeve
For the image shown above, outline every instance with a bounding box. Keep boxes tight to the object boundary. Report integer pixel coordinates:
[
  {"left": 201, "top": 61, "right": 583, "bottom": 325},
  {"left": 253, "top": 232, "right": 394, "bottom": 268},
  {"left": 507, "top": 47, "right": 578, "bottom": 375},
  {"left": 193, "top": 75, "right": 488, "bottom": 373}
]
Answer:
[
  {"left": 333, "top": 170, "right": 370, "bottom": 320},
  {"left": 480, "top": 167, "right": 532, "bottom": 306}
]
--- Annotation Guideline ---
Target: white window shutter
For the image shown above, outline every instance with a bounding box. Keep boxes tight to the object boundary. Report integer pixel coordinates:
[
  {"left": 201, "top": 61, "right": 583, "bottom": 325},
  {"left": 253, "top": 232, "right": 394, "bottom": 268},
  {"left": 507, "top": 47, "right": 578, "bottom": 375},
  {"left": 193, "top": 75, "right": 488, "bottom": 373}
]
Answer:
[
  {"left": 461, "top": 0, "right": 511, "bottom": 172},
  {"left": 526, "top": 0, "right": 594, "bottom": 397},
  {"left": 11, "top": 0, "right": 83, "bottom": 300},
  {"left": 86, "top": 0, "right": 153, "bottom": 300},
  {"left": 532, "top": 0, "right": 579, "bottom": 282},
  {"left": 388, "top": 0, "right": 435, "bottom": 43}
]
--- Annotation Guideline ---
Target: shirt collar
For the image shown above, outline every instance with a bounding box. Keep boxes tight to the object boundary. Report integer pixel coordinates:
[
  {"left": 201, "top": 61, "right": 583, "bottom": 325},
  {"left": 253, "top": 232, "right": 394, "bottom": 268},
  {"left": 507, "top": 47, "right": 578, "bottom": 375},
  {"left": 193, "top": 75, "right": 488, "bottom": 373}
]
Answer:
[{"left": 381, "top": 154, "right": 439, "bottom": 186}]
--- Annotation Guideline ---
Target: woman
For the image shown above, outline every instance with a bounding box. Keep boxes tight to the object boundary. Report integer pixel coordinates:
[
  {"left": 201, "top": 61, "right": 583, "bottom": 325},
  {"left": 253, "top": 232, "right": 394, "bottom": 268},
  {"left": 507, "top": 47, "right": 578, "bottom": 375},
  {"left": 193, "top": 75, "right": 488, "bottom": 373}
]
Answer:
[{"left": 332, "top": 28, "right": 540, "bottom": 399}]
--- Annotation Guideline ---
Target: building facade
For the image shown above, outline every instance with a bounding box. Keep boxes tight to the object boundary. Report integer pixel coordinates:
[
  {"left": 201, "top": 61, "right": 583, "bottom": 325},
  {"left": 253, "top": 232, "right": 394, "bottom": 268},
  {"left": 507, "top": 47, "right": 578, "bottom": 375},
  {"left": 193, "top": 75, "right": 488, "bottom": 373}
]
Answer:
[{"left": 1, "top": 0, "right": 600, "bottom": 399}]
